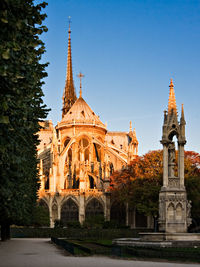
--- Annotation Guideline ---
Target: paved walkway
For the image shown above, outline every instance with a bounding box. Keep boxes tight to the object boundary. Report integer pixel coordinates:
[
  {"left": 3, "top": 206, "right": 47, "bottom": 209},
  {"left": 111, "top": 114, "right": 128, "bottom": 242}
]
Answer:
[{"left": 0, "top": 238, "right": 198, "bottom": 267}]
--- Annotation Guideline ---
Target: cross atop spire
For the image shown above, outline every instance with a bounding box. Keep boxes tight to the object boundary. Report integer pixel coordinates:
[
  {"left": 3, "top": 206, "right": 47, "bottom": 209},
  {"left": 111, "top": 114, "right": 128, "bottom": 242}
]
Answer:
[
  {"left": 68, "top": 16, "right": 71, "bottom": 30},
  {"left": 168, "top": 78, "right": 177, "bottom": 115},
  {"left": 62, "top": 17, "right": 77, "bottom": 117},
  {"left": 77, "top": 72, "right": 84, "bottom": 98}
]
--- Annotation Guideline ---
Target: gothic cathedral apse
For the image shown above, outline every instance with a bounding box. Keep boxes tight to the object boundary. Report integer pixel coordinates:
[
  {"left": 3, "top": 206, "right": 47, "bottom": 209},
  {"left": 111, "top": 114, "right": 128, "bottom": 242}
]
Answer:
[{"left": 37, "top": 23, "right": 138, "bottom": 227}]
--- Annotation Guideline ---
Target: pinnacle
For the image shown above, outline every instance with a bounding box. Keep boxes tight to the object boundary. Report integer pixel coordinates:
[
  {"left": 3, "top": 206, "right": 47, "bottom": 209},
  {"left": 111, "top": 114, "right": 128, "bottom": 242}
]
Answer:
[{"left": 168, "top": 78, "right": 177, "bottom": 115}]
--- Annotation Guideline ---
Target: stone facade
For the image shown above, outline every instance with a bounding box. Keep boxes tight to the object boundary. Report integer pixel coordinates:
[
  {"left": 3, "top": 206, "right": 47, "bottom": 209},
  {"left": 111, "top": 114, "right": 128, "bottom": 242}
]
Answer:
[
  {"left": 159, "top": 80, "right": 192, "bottom": 233},
  {"left": 37, "top": 24, "right": 139, "bottom": 227}
]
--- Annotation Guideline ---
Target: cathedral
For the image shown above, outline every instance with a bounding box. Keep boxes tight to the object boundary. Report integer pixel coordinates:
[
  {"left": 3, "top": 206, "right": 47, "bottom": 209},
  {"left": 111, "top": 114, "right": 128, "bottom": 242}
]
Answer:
[{"left": 37, "top": 23, "right": 140, "bottom": 227}]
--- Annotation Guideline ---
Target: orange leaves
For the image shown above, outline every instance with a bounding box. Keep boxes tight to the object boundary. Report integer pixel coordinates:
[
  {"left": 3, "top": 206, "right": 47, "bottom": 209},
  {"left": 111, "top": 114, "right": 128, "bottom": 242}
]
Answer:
[
  {"left": 129, "top": 150, "right": 163, "bottom": 179},
  {"left": 110, "top": 150, "right": 200, "bottom": 212},
  {"left": 184, "top": 151, "right": 200, "bottom": 178}
]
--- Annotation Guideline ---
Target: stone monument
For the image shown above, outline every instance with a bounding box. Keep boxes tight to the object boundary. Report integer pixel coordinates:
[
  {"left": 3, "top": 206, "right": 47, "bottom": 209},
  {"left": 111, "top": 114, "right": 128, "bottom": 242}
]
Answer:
[
  {"left": 159, "top": 79, "right": 192, "bottom": 233},
  {"left": 114, "top": 80, "right": 200, "bottom": 246}
]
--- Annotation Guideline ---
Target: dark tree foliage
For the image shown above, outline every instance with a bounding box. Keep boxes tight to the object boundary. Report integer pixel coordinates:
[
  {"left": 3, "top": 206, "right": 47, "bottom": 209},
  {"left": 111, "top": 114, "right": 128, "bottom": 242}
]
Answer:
[{"left": 0, "top": 0, "right": 49, "bottom": 240}]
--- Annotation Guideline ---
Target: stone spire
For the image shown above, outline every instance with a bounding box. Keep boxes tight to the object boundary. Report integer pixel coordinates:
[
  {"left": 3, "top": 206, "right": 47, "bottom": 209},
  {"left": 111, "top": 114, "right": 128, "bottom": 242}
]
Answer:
[
  {"left": 62, "top": 19, "right": 77, "bottom": 117},
  {"left": 180, "top": 104, "right": 186, "bottom": 125},
  {"left": 129, "top": 121, "right": 132, "bottom": 132},
  {"left": 132, "top": 128, "right": 137, "bottom": 141},
  {"left": 168, "top": 79, "right": 177, "bottom": 115}
]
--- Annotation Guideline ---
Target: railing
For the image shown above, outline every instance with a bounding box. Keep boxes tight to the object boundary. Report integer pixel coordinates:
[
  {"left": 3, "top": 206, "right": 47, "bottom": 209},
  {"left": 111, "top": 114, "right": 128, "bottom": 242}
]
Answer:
[
  {"left": 60, "top": 188, "right": 104, "bottom": 194},
  {"left": 61, "top": 189, "right": 79, "bottom": 193}
]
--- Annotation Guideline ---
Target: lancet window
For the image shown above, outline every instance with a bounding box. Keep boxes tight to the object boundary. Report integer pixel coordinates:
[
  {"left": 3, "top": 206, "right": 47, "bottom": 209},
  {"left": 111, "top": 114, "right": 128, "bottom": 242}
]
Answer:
[{"left": 78, "top": 138, "right": 90, "bottom": 162}]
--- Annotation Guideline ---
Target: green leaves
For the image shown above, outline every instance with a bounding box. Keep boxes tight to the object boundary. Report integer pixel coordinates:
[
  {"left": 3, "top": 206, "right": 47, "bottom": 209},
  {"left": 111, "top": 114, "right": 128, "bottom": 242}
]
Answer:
[
  {"left": 2, "top": 49, "right": 10, "bottom": 59},
  {"left": 0, "top": 116, "right": 9, "bottom": 124},
  {"left": 0, "top": 0, "right": 49, "bottom": 230}
]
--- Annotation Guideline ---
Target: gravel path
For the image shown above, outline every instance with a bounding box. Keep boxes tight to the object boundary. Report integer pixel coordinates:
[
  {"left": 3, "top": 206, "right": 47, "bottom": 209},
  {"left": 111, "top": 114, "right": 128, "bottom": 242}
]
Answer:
[{"left": 0, "top": 238, "right": 198, "bottom": 267}]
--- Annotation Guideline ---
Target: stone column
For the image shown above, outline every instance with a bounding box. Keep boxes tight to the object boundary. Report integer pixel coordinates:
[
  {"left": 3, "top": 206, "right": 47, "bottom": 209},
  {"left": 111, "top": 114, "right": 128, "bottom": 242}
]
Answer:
[
  {"left": 163, "top": 144, "right": 168, "bottom": 187},
  {"left": 79, "top": 194, "right": 85, "bottom": 224},
  {"left": 49, "top": 205, "right": 53, "bottom": 228},
  {"left": 178, "top": 143, "right": 185, "bottom": 188},
  {"left": 57, "top": 202, "right": 61, "bottom": 220}
]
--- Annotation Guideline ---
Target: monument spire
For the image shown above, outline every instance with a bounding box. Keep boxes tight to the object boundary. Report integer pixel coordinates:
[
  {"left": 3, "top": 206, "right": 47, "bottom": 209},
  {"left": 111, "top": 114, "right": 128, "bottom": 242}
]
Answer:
[
  {"left": 180, "top": 103, "right": 186, "bottom": 125},
  {"left": 168, "top": 79, "right": 177, "bottom": 115},
  {"left": 62, "top": 17, "right": 77, "bottom": 117}
]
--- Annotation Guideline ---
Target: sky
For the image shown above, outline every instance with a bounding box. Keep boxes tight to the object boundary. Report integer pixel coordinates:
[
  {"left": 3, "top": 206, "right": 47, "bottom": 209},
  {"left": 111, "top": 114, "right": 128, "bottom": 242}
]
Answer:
[{"left": 38, "top": 0, "right": 200, "bottom": 155}]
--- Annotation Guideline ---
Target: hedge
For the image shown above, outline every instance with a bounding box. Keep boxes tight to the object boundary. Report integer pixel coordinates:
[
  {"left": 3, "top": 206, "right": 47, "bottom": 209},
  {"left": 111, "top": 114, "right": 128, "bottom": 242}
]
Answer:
[{"left": 10, "top": 227, "right": 151, "bottom": 239}]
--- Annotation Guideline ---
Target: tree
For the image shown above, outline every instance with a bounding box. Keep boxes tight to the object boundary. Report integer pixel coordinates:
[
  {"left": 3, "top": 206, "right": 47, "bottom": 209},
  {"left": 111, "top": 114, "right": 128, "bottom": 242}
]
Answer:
[
  {"left": 184, "top": 151, "right": 200, "bottom": 223},
  {"left": 110, "top": 150, "right": 163, "bottom": 229},
  {"left": 110, "top": 150, "right": 200, "bottom": 230},
  {"left": 0, "top": 0, "right": 48, "bottom": 240}
]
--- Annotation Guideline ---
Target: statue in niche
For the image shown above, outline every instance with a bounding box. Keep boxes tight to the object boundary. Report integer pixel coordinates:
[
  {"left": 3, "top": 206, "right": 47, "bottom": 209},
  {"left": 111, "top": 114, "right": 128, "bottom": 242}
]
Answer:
[{"left": 168, "top": 142, "right": 175, "bottom": 177}]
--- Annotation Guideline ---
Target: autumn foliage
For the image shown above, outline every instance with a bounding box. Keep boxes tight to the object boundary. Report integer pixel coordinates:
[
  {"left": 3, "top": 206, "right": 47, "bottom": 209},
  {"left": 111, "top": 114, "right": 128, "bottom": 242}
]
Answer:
[{"left": 110, "top": 150, "right": 200, "bottom": 220}]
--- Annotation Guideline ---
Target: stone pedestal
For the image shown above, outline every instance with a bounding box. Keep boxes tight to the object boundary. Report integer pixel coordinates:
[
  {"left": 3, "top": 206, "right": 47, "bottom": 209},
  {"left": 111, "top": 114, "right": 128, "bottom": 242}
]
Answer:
[{"left": 159, "top": 187, "right": 190, "bottom": 233}]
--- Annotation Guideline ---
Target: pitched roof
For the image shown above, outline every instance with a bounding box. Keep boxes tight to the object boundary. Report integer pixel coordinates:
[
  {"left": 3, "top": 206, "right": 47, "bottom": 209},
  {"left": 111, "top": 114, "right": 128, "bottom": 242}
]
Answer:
[{"left": 60, "top": 96, "right": 106, "bottom": 129}]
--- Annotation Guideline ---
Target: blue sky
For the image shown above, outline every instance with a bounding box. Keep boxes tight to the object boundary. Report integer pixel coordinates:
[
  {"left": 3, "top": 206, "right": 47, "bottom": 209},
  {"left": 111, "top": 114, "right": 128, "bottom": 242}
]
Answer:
[{"left": 39, "top": 0, "right": 200, "bottom": 155}]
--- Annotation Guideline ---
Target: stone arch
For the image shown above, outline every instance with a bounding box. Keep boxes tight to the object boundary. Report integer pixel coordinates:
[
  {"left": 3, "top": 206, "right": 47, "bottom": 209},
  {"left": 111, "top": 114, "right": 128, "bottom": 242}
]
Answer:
[
  {"left": 110, "top": 202, "right": 126, "bottom": 225},
  {"left": 61, "top": 139, "right": 75, "bottom": 170},
  {"left": 39, "top": 198, "right": 49, "bottom": 209},
  {"left": 176, "top": 203, "right": 183, "bottom": 221},
  {"left": 61, "top": 198, "right": 79, "bottom": 226},
  {"left": 168, "top": 130, "right": 178, "bottom": 142},
  {"left": 85, "top": 198, "right": 104, "bottom": 219},
  {"left": 167, "top": 203, "right": 175, "bottom": 221},
  {"left": 60, "top": 195, "right": 79, "bottom": 208}
]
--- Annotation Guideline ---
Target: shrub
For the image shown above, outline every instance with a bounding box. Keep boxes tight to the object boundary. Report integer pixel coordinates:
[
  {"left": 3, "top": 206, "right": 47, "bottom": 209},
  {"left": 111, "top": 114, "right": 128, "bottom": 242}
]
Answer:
[
  {"left": 83, "top": 215, "right": 105, "bottom": 229},
  {"left": 54, "top": 219, "right": 64, "bottom": 228},
  {"left": 66, "top": 221, "right": 81, "bottom": 229}
]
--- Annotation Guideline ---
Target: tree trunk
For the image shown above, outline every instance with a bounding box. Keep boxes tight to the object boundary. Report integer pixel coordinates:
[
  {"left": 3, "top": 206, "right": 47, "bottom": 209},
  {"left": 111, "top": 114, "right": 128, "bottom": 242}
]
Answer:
[
  {"left": 1, "top": 223, "right": 10, "bottom": 241},
  {"left": 6, "top": 224, "right": 10, "bottom": 240}
]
